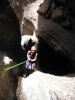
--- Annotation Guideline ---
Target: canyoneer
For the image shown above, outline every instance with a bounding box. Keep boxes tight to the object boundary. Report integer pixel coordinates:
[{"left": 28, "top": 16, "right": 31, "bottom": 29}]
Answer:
[{"left": 24, "top": 44, "right": 38, "bottom": 77}]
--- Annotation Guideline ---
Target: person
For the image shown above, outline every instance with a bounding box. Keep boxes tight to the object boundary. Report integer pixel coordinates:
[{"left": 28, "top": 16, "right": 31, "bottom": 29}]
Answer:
[{"left": 25, "top": 45, "right": 38, "bottom": 76}]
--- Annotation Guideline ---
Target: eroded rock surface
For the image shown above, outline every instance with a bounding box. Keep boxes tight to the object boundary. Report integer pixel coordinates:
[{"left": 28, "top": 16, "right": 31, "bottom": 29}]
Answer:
[
  {"left": 0, "top": 0, "right": 75, "bottom": 99},
  {"left": 19, "top": 0, "right": 75, "bottom": 58},
  {"left": 0, "top": 52, "right": 18, "bottom": 100},
  {"left": 0, "top": 0, "right": 25, "bottom": 100},
  {"left": 16, "top": 0, "right": 75, "bottom": 75},
  {"left": 16, "top": 71, "right": 75, "bottom": 100}
]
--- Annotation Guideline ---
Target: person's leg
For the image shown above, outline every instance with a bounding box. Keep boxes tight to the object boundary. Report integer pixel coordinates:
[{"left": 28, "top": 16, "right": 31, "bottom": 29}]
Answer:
[
  {"left": 31, "top": 62, "right": 36, "bottom": 69},
  {"left": 24, "top": 61, "right": 31, "bottom": 77},
  {"left": 28, "top": 62, "right": 34, "bottom": 76},
  {"left": 29, "top": 62, "right": 35, "bottom": 74},
  {"left": 26, "top": 61, "right": 30, "bottom": 68}
]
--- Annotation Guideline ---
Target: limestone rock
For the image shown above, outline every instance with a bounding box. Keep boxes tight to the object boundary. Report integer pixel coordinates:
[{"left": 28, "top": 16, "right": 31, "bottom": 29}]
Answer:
[
  {"left": 37, "top": 15, "right": 75, "bottom": 57},
  {"left": 21, "top": 0, "right": 75, "bottom": 59},
  {"left": 51, "top": 7, "right": 64, "bottom": 22},
  {"left": 20, "top": 0, "right": 75, "bottom": 74},
  {"left": 37, "top": 0, "right": 53, "bottom": 14},
  {"left": 21, "top": 0, "right": 44, "bottom": 32},
  {"left": 16, "top": 71, "right": 75, "bottom": 100},
  {"left": 21, "top": 35, "right": 38, "bottom": 50}
]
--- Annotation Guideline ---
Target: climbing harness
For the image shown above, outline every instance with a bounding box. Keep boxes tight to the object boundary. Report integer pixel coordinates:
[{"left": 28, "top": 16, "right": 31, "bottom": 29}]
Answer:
[{"left": 0, "top": 60, "right": 28, "bottom": 74}]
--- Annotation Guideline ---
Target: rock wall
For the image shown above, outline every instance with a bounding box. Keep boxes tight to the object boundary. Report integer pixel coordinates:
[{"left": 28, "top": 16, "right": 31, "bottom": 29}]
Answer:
[
  {"left": 0, "top": 0, "right": 26, "bottom": 100},
  {"left": 0, "top": 52, "right": 17, "bottom": 100},
  {"left": 18, "top": 0, "right": 75, "bottom": 74},
  {"left": 20, "top": 0, "right": 75, "bottom": 59},
  {"left": 0, "top": 0, "right": 21, "bottom": 52},
  {"left": 37, "top": 0, "right": 75, "bottom": 74},
  {"left": 8, "top": 0, "right": 75, "bottom": 60},
  {"left": 16, "top": 71, "right": 75, "bottom": 100},
  {"left": 8, "top": 0, "right": 37, "bottom": 35},
  {"left": 0, "top": 0, "right": 75, "bottom": 99}
]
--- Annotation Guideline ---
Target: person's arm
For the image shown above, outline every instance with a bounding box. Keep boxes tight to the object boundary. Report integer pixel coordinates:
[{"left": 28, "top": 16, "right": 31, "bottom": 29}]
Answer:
[
  {"left": 27, "top": 50, "right": 32, "bottom": 61},
  {"left": 30, "top": 53, "right": 38, "bottom": 62}
]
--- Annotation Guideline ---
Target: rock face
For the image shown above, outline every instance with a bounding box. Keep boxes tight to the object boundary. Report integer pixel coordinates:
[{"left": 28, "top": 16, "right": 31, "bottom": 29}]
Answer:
[
  {"left": 37, "top": 0, "right": 75, "bottom": 74},
  {"left": 0, "top": 51, "right": 26, "bottom": 100},
  {"left": 0, "top": 0, "right": 75, "bottom": 99},
  {"left": 0, "top": 52, "right": 17, "bottom": 100},
  {"left": 0, "top": 0, "right": 26, "bottom": 100},
  {"left": 0, "top": 0, "right": 21, "bottom": 52},
  {"left": 21, "top": 35, "right": 38, "bottom": 51},
  {"left": 37, "top": 0, "right": 75, "bottom": 59},
  {"left": 19, "top": 0, "right": 75, "bottom": 75},
  {"left": 8, "top": 0, "right": 75, "bottom": 61},
  {"left": 8, "top": 0, "right": 37, "bottom": 35},
  {"left": 21, "top": 0, "right": 44, "bottom": 35},
  {"left": 16, "top": 71, "right": 75, "bottom": 100}
]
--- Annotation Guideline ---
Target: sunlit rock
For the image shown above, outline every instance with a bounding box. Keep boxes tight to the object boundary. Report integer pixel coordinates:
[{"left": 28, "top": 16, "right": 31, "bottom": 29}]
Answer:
[
  {"left": 3, "top": 56, "right": 13, "bottom": 65},
  {"left": 21, "top": 0, "right": 44, "bottom": 33},
  {"left": 16, "top": 71, "right": 75, "bottom": 100},
  {"left": 21, "top": 34, "right": 38, "bottom": 50}
]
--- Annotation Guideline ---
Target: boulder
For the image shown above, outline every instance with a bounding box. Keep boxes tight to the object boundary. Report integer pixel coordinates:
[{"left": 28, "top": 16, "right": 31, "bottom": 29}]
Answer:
[
  {"left": 0, "top": 50, "right": 26, "bottom": 100},
  {"left": 37, "top": 0, "right": 53, "bottom": 14},
  {"left": 0, "top": 51, "right": 17, "bottom": 100},
  {"left": 21, "top": 35, "right": 38, "bottom": 50},
  {"left": 16, "top": 71, "right": 75, "bottom": 100}
]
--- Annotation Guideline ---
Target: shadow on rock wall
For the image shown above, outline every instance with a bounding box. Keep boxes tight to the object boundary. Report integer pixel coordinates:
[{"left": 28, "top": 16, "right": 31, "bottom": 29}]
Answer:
[
  {"left": 0, "top": 0, "right": 26, "bottom": 100},
  {"left": 0, "top": 0, "right": 21, "bottom": 53},
  {"left": 38, "top": 37, "right": 74, "bottom": 75},
  {"left": 37, "top": 0, "right": 75, "bottom": 75}
]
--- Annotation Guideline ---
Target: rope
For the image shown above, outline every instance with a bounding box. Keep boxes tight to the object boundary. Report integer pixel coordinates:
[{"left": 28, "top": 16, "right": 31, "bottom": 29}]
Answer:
[{"left": 0, "top": 60, "right": 27, "bottom": 74}]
